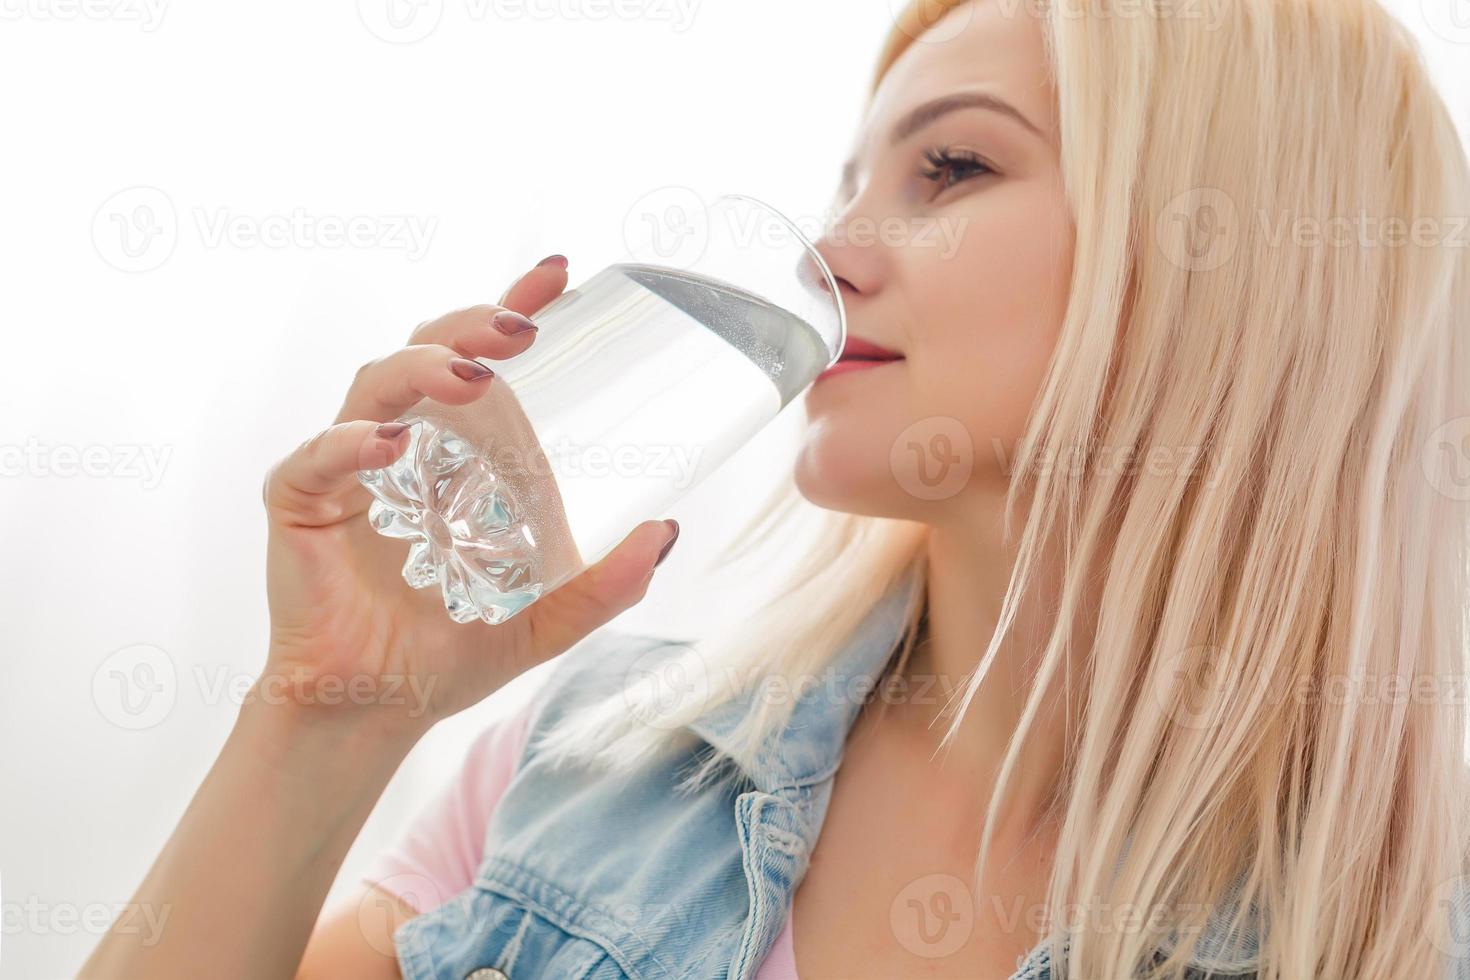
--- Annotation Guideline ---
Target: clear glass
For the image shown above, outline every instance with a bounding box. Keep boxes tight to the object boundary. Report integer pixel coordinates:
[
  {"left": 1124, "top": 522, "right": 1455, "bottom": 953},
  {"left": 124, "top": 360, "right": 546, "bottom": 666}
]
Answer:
[{"left": 356, "top": 194, "right": 846, "bottom": 625}]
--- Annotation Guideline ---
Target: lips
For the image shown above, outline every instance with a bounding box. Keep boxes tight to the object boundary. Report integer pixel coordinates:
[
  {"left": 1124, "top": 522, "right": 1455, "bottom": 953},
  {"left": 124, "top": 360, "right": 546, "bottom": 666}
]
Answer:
[
  {"left": 813, "top": 336, "right": 905, "bottom": 385},
  {"left": 837, "top": 337, "right": 905, "bottom": 363}
]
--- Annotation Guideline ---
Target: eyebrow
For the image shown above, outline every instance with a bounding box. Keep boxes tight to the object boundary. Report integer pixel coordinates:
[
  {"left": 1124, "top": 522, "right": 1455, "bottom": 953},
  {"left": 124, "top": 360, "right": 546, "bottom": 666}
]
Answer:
[{"left": 838, "top": 90, "right": 1044, "bottom": 198}]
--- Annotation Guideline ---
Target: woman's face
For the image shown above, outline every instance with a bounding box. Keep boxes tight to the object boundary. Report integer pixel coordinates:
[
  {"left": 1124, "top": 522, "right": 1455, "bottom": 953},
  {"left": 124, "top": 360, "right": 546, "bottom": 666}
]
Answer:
[{"left": 798, "top": 0, "right": 1074, "bottom": 524}]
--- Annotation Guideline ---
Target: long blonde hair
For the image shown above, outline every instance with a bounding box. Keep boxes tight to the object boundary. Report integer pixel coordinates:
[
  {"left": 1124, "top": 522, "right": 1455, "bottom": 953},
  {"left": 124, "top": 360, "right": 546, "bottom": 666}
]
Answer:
[{"left": 542, "top": 0, "right": 1470, "bottom": 976}]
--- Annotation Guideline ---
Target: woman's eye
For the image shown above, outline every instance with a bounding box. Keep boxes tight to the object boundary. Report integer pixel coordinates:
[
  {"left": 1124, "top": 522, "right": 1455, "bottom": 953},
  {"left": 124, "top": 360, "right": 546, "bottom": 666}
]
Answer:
[{"left": 919, "top": 146, "right": 995, "bottom": 191}]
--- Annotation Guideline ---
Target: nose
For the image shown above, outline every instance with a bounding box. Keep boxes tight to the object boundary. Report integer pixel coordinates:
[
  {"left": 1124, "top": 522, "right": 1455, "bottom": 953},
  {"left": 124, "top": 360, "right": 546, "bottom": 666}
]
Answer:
[{"left": 812, "top": 200, "right": 886, "bottom": 302}]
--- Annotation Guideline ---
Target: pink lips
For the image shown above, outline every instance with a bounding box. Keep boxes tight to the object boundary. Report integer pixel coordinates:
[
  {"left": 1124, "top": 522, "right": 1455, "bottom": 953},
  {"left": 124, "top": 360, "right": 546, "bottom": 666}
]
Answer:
[{"left": 814, "top": 336, "right": 905, "bottom": 384}]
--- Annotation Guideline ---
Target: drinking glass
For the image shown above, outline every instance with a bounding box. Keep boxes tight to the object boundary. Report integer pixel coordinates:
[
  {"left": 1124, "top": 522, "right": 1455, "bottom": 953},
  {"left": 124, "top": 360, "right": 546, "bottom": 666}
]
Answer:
[{"left": 357, "top": 193, "right": 846, "bottom": 625}]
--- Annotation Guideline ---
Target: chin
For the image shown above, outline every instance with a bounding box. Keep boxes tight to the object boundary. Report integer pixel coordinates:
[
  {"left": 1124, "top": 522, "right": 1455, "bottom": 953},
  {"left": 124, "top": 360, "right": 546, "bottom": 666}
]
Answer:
[{"left": 792, "top": 441, "right": 899, "bottom": 518}]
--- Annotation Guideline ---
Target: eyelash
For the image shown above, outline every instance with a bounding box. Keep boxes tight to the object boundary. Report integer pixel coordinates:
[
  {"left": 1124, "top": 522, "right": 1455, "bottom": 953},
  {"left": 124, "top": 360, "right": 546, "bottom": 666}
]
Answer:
[{"left": 918, "top": 145, "right": 995, "bottom": 190}]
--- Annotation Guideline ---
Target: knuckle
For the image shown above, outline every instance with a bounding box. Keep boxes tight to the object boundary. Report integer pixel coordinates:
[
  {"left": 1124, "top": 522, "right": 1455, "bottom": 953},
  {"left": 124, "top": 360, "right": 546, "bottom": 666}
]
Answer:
[{"left": 300, "top": 426, "right": 334, "bottom": 463}]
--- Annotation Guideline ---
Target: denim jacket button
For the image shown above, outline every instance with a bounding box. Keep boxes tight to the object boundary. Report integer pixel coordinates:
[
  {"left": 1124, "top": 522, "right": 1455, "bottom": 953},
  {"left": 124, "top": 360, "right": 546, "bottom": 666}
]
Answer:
[{"left": 464, "top": 970, "right": 509, "bottom": 980}]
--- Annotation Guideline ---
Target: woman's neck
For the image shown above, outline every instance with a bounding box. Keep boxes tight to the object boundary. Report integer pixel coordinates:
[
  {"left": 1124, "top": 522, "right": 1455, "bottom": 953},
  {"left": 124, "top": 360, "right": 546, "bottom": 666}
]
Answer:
[{"left": 896, "top": 504, "right": 1094, "bottom": 843}]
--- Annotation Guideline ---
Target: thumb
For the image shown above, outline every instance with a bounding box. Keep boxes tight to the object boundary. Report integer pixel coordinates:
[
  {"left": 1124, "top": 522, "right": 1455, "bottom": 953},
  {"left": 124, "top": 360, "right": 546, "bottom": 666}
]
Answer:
[{"left": 526, "top": 519, "right": 680, "bottom": 659}]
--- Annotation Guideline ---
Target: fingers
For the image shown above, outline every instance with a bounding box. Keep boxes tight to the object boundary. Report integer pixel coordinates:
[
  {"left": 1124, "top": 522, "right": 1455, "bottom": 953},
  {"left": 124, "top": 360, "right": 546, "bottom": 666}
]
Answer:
[
  {"left": 363, "top": 254, "right": 568, "bottom": 424},
  {"left": 406, "top": 254, "right": 568, "bottom": 352},
  {"left": 264, "top": 420, "right": 412, "bottom": 527},
  {"left": 405, "top": 304, "right": 540, "bottom": 359},
  {"left": 500, "top": 254, "right": 569, "bottom": 313},
  {"left": 527, "top": 519, "right": 680, "bottom": 660},
  {"left": 334, "top": 344, "right": 496, "bottom": 425}
]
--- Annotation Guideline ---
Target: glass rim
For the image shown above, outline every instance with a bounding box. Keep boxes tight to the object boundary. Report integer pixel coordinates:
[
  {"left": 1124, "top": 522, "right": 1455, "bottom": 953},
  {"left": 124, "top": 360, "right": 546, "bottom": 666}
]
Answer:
[{"left": 712, "top": 192, "right": 848, "bottom": 370}]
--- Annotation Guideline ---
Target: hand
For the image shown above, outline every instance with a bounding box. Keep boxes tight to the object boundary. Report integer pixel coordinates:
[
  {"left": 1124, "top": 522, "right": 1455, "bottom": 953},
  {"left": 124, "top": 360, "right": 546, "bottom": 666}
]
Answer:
[{"left": 257, "top": 255, "right": 680, "bottom": 734}]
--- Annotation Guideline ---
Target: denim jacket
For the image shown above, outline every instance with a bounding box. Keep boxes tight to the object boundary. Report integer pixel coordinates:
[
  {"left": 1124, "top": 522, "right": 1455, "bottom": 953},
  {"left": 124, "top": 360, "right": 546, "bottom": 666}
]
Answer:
[{"left": 391, "top": 567, "right": 1470, "bottom": 979}]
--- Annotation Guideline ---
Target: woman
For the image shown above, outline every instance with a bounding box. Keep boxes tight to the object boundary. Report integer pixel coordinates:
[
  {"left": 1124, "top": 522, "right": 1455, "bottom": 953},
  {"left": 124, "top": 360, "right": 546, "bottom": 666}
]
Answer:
[{"left": 83, "top": 0, "right": 1470, "bottom": 977}]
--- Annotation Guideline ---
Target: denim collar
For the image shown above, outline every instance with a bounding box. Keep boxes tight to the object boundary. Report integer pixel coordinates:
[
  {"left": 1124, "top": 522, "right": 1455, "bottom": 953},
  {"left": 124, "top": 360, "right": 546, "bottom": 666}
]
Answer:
[
  {"left": 684, "top": 564, "right": 925, "bottom": 796},
  {"left": 679, "top": 564, "right": 1262, "bottom": 977}
]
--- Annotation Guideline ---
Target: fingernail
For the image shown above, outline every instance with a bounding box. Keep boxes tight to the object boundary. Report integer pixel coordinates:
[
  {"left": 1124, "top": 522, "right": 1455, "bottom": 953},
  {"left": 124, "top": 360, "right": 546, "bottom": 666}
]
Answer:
[
  {"left": 492, "top": 310, "right": 537, "bottom": 335},
  {"left": 375, "top": 421, "right": 410, "bottom": 440},
  {"left": 450, "top": 357, "right": 495, "bottom": 382},
  {"left": 654, "top": 519, "right": 680, "bottom": 569},
  {"left": 537, "top": 254, "right": 568, "bottom": 269}
]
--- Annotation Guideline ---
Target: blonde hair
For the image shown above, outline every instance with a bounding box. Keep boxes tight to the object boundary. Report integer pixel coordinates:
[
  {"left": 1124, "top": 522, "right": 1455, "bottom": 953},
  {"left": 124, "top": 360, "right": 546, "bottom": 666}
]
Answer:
[{"left": 542, "top": 0, "right": 1470, "bottom": 976}]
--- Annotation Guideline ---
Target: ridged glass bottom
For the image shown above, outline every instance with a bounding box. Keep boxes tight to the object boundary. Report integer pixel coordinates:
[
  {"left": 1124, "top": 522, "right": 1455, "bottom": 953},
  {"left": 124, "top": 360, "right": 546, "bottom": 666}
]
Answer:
[{"left": 357, "top": 416, "right": 543, "bottom": 625}]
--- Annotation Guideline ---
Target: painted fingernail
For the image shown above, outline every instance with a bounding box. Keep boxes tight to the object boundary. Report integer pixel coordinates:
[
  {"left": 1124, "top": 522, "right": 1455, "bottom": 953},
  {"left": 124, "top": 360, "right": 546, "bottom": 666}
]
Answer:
[
  {"left": 537, "top": 254, "right": 568, "bottom": 269},
  {"left": 493, "top": 310, "right": 537, "bottom": 335},
  {"left": 450, "top": 357, "right": 495, "bottom": 382},
  {"left": 654, "top": 519, "right": 680, "bottom": 569},
  {"left": 375, "top": 422, "right": 410, "bottom": 440}
]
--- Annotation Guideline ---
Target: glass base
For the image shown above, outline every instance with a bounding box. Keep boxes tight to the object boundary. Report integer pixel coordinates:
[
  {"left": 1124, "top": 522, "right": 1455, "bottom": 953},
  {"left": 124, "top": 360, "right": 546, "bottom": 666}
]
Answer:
[{"left": 357, "top": 417, "right": 544, "bottom": 626}]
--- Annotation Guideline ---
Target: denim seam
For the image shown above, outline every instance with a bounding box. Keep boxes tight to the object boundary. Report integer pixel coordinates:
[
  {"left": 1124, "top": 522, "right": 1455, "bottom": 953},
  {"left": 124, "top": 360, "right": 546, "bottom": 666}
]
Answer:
[{"left": 473, "top": 855, "right": 674, "bottom": 980}]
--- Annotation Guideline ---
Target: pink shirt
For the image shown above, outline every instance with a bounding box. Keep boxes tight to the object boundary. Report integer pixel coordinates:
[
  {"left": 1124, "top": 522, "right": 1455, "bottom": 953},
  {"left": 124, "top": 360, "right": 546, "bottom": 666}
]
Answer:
[{"left": 362, "top": 695, "right": 799, "bottom": 978}]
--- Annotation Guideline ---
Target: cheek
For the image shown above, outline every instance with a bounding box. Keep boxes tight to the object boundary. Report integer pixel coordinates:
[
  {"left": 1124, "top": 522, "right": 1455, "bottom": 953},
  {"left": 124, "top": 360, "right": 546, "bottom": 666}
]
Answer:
[{"left": 909, "top": 185, "right": 1074, "bottom": 453}]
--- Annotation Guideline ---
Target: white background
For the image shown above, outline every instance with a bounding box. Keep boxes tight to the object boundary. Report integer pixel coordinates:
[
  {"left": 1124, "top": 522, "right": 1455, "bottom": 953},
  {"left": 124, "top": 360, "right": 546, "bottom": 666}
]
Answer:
[{"left": 1, "top": 1, "right": 1465, "bottom": 976}]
